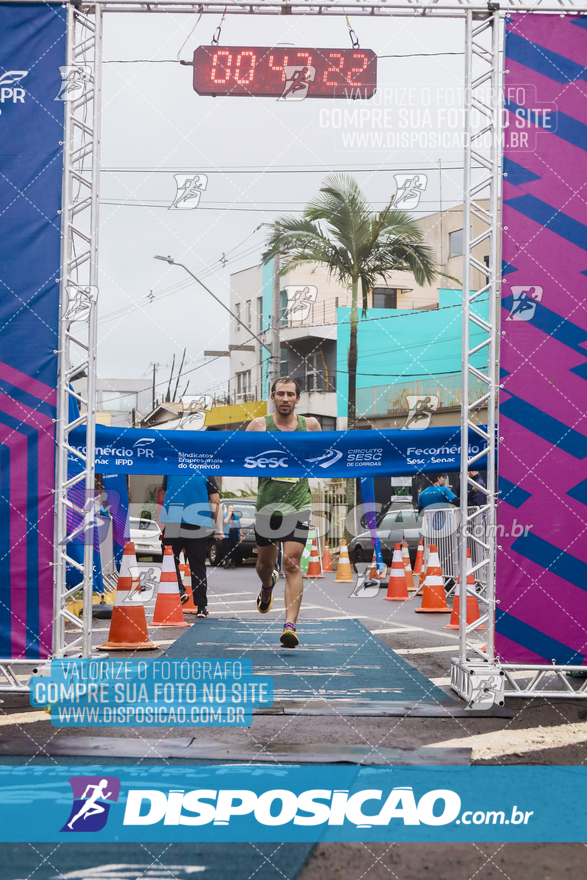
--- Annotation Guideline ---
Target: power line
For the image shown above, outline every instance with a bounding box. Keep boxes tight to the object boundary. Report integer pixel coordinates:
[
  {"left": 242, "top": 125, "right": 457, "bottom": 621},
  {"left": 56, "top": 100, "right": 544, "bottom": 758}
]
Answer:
[
  {"left": 378, "top": 52, "right": 464, "bottom": 58},
  {"left": 103, "top": 52, "right": 466, "bottom": 63},
  {"left": 98, "top": 230, "right": 265, "bottom": 324},
  {"left": 100, "top": 201, "right": 466, "bottom": 214},
  {"left": 101, "top": 163, "right": 472, "bottom": 174}
]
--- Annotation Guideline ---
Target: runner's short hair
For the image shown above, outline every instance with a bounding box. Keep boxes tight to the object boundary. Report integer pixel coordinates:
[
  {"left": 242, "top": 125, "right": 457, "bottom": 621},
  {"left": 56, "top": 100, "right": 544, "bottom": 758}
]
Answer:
[{"left": 271, "top": 376, "right": 301, "bottom": 396}]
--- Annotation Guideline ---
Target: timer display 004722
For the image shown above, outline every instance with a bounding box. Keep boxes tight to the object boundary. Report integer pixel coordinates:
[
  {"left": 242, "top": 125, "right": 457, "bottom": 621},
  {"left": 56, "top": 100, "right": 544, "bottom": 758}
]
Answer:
[{"left": 188, "top": 46, "right": 377, "bottom": 98}]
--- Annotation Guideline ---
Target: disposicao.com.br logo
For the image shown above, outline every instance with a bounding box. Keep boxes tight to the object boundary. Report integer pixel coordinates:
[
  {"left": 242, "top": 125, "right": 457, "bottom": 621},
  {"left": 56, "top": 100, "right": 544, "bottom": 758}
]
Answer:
[
  {"left": 61, "top": 776, "right": 121, "bottom": 833},
  {"left": 123, "top": 786, "right": 533, "bottom": 829}
]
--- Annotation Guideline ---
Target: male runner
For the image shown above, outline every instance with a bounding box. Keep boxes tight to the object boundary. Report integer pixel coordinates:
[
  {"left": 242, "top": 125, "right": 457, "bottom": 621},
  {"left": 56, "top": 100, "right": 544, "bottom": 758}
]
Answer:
[{"left": 247, "top": 377, "right": 321, "bottom": 647}]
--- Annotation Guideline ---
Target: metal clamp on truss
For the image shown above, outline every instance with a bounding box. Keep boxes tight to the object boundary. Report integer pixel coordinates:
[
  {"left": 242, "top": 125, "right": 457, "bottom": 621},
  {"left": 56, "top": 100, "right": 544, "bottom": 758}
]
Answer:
[{"left": 451, "top": 658, "right": 506, "bottom": 709}]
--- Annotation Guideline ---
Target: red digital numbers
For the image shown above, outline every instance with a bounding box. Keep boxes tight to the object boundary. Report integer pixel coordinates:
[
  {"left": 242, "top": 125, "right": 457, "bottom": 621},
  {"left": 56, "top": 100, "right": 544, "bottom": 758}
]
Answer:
[
  {"left": 268, "top": 53, "right": 288, "bottom": 81},
  {"left": 347, "top": 52, "right": 369, "bottom": 84},
  {"left": 295, "top": 51, "right": 313, "bottom": 69},
  {"left": 211, "top": 49, "right": 257, "bottom": 84},
  {"left": 192, "top": 46, "right": 376, "bottom": 98},
  {"left": 324, "top": 53, "right": 344, "bottom": 86},
  {"left": 210, "top": 49, "right": 231, "bottom": 84},
  {"left": 234, "top": 50, "right": 256, "bottom": 85}
]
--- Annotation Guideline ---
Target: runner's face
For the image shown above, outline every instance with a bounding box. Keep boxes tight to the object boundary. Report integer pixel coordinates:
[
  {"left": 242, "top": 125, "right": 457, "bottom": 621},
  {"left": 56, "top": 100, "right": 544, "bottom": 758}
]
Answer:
[{"left": 272, "top": 382, "right": 299, "bottom": 415}]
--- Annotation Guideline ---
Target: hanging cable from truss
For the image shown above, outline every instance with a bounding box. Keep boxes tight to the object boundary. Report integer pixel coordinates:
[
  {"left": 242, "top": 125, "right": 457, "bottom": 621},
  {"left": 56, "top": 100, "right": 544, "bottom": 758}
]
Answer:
[
  {"left": 345, "top": 15, "right": 360, "bottom": 49},
  {"left": 211, "top": 7, "right": 227, "bottom": 46}
]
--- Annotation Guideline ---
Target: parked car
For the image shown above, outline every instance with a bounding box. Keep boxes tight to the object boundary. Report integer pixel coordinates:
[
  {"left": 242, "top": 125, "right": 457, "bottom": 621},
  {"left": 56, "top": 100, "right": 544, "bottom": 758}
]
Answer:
[
  {"left": 208, "top": 499, "right": 258, "bottom": 566},
  {"left": 348, "top": 508, "right": 423, "bottom": 568},
  {"left": 129, "top": 516, "right": 163, "bottom": 561}
]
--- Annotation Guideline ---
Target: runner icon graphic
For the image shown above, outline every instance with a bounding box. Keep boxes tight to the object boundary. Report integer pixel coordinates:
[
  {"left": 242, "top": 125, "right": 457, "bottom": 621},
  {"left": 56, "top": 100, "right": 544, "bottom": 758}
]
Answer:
[{"left": 67, "top": 779, "right": 112, "bottom": 830}]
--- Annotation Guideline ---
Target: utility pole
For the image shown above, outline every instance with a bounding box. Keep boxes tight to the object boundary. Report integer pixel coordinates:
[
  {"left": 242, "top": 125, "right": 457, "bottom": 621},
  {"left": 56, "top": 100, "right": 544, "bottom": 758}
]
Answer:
[
  {"left": 151, "top": 362, "right": 159, "bottom": 410},
  {"left": 270, "top": 253, "right": 281, "bottom": 399}
]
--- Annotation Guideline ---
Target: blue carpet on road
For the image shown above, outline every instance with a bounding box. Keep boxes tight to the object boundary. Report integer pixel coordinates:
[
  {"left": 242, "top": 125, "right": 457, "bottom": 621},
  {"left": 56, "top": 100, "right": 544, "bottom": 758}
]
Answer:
[
  {"left": 0, "top": 843, "right": 314, "bottom": 880},
  {"left": 166, "top": 618, "right": 447, "bottom": 703}
]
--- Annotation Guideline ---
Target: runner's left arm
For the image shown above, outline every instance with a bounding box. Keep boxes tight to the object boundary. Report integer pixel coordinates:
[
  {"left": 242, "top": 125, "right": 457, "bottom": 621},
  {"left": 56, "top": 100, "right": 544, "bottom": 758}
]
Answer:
[
  {"left": 207, "top": 478, "right": 224, "bottom": 538},
  {"left": 209, "top": 493, "right": 223, "bottom": 538},
  {"left": 305, "top": 416, "right": 322, "bottom": 432}
]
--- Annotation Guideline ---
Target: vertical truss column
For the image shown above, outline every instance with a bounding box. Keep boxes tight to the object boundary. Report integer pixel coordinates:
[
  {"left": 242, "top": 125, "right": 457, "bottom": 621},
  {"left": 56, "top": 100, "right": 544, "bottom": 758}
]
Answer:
[
  {"left": 451, "top": 7, "right": 503, "bottom": 708},
  {"left": 53, "top": 4, "right": 102, "bottom": 659}
]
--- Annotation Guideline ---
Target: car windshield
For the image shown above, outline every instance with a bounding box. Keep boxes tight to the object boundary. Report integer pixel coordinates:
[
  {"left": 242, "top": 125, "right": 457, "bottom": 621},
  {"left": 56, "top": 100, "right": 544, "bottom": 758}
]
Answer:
[
  {"left": 223, "top": 503, "right": 256, "bottom": 527},
  {"left": 130, "top": 519, "right": 160, "bottom": 532},
  {"left": 379, "top": 510, "right": 422, "bottom": 531}
]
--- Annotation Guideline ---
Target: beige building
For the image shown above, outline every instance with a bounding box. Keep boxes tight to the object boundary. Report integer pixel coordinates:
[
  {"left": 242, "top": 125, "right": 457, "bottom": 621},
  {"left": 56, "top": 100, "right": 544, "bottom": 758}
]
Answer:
[{"left": 228, "top": 202, "right": 494, "bottom": 432}]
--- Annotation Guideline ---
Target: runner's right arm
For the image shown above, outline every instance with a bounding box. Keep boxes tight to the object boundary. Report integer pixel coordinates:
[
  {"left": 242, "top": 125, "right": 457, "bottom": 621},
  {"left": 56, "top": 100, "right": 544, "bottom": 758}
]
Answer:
[{"left": 246, "top": 416, "right": 266, "bottom": 431}]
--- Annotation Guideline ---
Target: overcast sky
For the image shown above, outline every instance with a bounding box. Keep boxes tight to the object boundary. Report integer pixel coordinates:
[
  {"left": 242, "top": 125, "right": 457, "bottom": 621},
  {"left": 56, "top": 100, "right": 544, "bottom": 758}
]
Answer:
[{"left": 97, "top": 11, "right": 471, "bottom": 401}]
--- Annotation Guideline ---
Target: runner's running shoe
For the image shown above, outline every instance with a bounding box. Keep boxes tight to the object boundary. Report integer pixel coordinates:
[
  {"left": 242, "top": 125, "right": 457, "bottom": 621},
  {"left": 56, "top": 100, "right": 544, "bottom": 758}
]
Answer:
[
  {"left": 196, "top": 606, "right": 209, "bottom": 618},
  {"left": 257, "top": 569, "right": 278, "bottom": 614},
  {"left": 280, "top": 622, "right": 299, "bottom": 648}
]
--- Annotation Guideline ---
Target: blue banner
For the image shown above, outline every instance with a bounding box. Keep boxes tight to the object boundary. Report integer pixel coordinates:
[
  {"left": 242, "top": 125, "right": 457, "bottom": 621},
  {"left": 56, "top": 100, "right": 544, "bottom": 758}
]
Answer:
[
  {"left": 102, "top": 472, "right": 130, "bottom": 570},
  {"left": 360, "top": 477, "right": 385, "bottom": 569},
  {"left": 0, "top": 4, "right": 66, "bottom": 657},
  {"left": 71, "top": 425, "right": 487, "bottom": 478},
  {"left": 0, "top": 766, "right": 584, "bottom": 842},
  {"left": 30, "top": 658, "right": 274, "bottom": 728}
]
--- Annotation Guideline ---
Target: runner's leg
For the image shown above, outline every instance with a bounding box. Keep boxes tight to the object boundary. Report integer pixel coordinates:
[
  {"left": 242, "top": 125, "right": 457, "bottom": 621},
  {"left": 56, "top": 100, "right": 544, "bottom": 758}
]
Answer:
[
  {"left": 282, "top": 540, "right": 304, "bottom": 627},
  {"left": 184, "top": 537, "right": 208, "bottom": 608},
  {"left": 162, "top": 537, "right": 186, "bottom": 597},
  {"left": 256, "top": 543, "right": 278, "bottom": 588}
]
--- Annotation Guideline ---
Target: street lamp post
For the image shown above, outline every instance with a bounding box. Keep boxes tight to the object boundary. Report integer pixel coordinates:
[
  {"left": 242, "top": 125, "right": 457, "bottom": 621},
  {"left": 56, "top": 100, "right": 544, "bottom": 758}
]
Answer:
[{"left": 154, "top": 255, "right": 272, "bottom": 355}]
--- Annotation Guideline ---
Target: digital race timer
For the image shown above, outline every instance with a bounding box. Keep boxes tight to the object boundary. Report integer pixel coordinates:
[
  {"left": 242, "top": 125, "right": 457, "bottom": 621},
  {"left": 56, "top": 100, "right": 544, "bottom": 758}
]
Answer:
[{"left": 188, "top": 46, "right": 377, "bottom": 98}]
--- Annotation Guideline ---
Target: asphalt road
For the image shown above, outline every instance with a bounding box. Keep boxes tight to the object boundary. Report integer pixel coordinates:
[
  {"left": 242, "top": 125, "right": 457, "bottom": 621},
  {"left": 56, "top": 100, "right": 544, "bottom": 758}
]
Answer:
[
  {"left": 1, "top": 564, "right": 586, "bottom": 880},
  {"left": 2, "top": 564, "right": 587, "bottom": 764}
]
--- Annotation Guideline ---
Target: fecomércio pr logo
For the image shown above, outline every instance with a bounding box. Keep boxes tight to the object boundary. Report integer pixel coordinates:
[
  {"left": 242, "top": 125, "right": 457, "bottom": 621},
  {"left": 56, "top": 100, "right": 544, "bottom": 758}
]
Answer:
[{"left": 61, "top": 776, "right": 121, "bottom": 833}]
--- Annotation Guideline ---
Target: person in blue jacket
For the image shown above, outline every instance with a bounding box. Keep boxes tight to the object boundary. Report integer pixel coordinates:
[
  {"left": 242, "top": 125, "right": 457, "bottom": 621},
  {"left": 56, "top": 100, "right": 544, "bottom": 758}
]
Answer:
[
  {"left": 160, "top": 474, "right": 223, "bottom": 617},
  {"left": 418, "top": 474, "right": 459, "bottom": 513}
]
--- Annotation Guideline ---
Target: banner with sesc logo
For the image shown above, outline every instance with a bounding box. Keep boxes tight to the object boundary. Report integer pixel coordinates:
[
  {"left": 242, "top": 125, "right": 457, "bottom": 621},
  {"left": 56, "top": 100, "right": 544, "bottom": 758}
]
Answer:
[{"left": 70, "top": 424, "right": 488, "bottom": 478}]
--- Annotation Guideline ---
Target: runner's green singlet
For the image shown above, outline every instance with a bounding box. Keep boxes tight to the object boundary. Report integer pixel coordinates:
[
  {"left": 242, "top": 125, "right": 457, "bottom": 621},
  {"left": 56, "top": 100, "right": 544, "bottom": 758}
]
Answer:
[{"left": 255, "top": 414, "right": 312, "bottom": 513}]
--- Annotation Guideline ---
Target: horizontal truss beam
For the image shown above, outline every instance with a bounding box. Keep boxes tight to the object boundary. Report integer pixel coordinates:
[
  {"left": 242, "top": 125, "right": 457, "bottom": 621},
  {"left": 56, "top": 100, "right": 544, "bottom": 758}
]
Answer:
[{"left": 2, "top": 0, "right": 584, "bottom": 13}]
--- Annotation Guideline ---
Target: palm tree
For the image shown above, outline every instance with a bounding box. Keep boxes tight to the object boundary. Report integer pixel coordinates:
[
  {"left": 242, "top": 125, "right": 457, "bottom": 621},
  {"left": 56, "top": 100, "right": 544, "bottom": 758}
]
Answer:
[{"left": 262, "top": 174, "right": 438, "bottom": 510}]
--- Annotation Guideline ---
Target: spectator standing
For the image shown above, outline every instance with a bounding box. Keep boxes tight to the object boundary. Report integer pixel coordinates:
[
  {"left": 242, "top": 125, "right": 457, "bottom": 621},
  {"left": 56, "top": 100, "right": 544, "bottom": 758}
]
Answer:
[
  {"left": 467, "top": 470, "right": 486, "bottom": 507},
  {"left": 160, "top": 474, "right": 223, "bottom": 617},
  {"left": 222, "top": 503, "right": 243, "bottom": 568},
  {"left": 418, "top": 474, "right": 458, "bottom": 513}
]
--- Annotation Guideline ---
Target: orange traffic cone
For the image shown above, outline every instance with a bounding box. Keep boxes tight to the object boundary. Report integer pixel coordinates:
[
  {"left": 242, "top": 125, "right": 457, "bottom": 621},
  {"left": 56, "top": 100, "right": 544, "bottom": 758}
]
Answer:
[
  {"left": 383, "top": 543, "right": 411, "bottom": 601},
  {"left": 181, "top": 563, "right": 198, "bottom": 613},
  {"left": 415, "top": 544, "right": 450, "bottom": 612},
  {"left": 413, "top": 540, "right": 425, "bottom": 590},
  {"left": 322, "top": 542, "right": 334, "bottom": 573},
  {"left": 98, "top": 541, "right": 158, "bottom": 651},
  {"left": 150, "top": 546, "right": 190, "bottom": 627},
  {"left": 444, "top": 549, "right": 485, "bottom": 629},
  {"left": 402, "top": 542, "right": 416, "bottom": 592},
  {"left": 369, "top": 552, "right": 378, "bottom": 580},
  {"left": 306, "top": 538, "right": 325, "bottom": 579},
  {"left": 335, "top": 540, "right": 354, "bottom": 583}
]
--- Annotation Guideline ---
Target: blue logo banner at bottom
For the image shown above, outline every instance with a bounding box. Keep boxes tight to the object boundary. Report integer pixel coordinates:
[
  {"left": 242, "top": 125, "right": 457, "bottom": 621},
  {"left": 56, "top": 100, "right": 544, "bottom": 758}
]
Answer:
[{"left": 0, "top": 766, "right": 584, "bottom": 842}]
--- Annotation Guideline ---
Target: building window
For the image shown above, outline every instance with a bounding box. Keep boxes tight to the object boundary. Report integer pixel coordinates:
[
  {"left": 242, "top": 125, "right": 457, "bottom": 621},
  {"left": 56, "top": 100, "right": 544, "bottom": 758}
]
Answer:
[
  {"left": 280, "top": 289, "right": 288, "bottom": 326},
  {"left": 101, "top": 391, "right": 138, "bottom": 412},
  {"left": 312, "top": 415, "right": 336, "bottom": 430},
  {"left": 280, "top": 346, "right": 288, "bottom": 377},
  {"left": 450, "top": 229, "right": 463, "bottom": 257},
  {"left": 236, "top": 370, "right": 251, "bottom": 396},
  {"left": 372, "top": 288, "right": 398, "bottom": 310},
  {"left": 257, "top": 296, "right": 263, "bottom": 333},
  {"left": 235, "top": 302, "right": 241, "bottom": 331},
  {"left": 246, "top": 300, "right": 252, "bottom": 329},
  {"left": 305, "top": 351, "right": 320, "bottom": 392}
]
